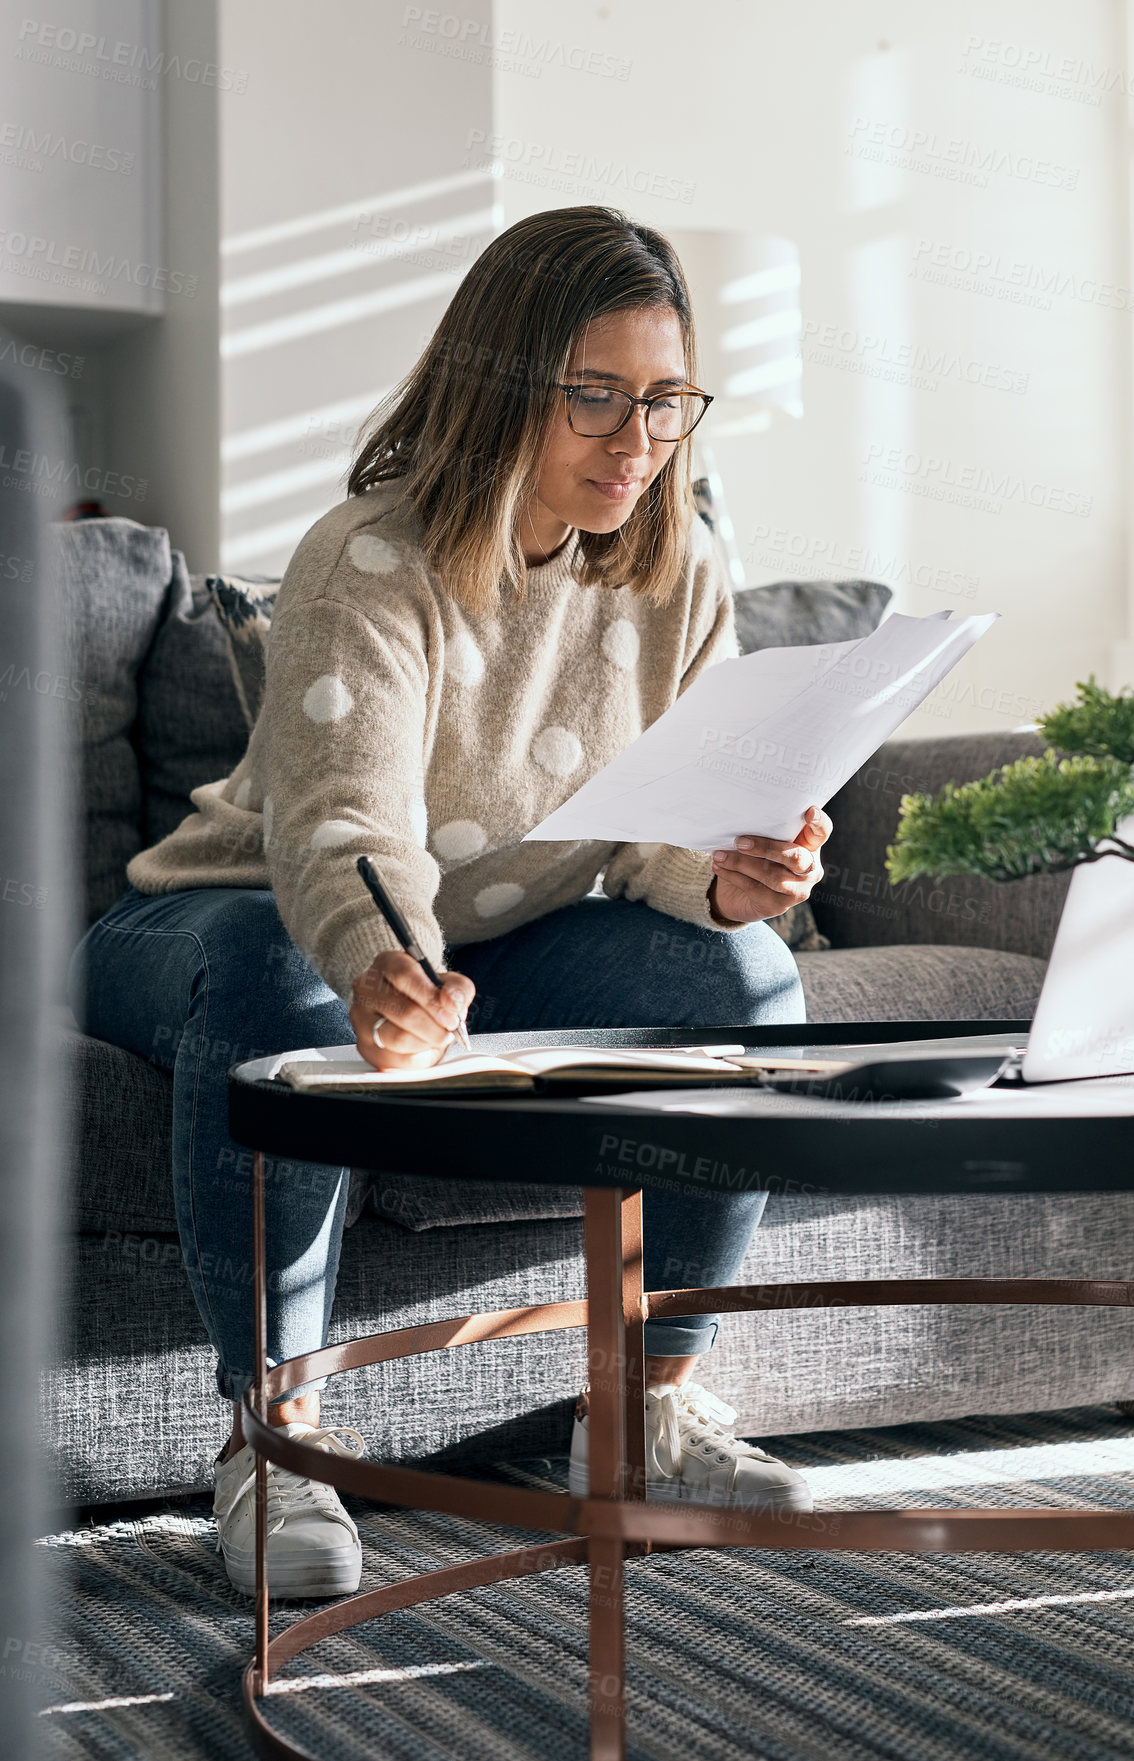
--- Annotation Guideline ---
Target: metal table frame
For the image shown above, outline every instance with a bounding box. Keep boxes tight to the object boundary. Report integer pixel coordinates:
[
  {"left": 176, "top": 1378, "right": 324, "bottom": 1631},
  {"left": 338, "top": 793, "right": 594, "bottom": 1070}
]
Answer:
[{"left": 228, "top": 1022, "right": 1134, "bottom": 1760}]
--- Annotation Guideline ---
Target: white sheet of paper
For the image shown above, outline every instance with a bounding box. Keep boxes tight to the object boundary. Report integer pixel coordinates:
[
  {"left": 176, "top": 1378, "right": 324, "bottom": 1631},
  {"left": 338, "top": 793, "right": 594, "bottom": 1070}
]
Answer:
[{"left": 524, "top": 609, "right": 998, "bottom": 848}]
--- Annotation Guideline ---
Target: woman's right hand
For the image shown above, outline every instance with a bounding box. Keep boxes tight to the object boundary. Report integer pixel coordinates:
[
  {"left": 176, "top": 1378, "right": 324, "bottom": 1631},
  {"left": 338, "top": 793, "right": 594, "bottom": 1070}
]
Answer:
[{"left": 349, "top": 950, "right": 475, "bottom": 1072}]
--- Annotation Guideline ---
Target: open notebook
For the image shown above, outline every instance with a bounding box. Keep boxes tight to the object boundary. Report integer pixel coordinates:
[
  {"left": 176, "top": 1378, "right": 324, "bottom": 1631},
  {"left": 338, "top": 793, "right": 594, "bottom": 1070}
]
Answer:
[{"left": 276, "top": 1046, "right": 848, "bottom": 1096}]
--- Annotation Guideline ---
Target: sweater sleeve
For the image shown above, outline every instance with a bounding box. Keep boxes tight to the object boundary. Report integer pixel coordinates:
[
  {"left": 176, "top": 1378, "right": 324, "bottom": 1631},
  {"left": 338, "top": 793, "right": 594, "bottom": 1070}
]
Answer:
[
  {"left": 601, "top": 532, "right": 743, "bottom": 932},
  {"left": 261, "top": 577, "right": 444, "bottom": 1004}
]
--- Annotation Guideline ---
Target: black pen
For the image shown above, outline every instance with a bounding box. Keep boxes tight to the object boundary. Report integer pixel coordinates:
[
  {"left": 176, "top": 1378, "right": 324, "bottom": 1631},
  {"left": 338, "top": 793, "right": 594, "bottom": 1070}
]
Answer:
[{"left": 355, "top": 855, "right": 471, "bottom": 1050}]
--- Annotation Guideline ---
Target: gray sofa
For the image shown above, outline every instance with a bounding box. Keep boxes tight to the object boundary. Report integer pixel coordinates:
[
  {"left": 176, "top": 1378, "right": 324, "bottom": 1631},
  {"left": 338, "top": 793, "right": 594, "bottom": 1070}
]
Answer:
[{"left": 49, "top": 518, "right": 1134, "bottom": 1509}]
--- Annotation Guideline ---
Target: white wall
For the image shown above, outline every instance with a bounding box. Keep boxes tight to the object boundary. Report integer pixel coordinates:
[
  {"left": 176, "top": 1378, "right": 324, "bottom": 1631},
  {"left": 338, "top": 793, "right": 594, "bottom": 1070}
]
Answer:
[
  {"left": 106, "top": 0, "right": 221, "bottom": 565},
  {"left": 217, "top": 0, "right": 494, "bottom": 574},
  {"left": 494, "top": 0, "right": 1131, "bottom": 736}
]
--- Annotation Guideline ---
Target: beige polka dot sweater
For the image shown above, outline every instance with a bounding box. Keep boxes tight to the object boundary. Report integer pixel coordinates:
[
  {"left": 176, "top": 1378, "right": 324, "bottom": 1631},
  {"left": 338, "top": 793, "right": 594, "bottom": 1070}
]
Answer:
[{"left": 125, "top": 484, "right": 742, "bottom": 1004}]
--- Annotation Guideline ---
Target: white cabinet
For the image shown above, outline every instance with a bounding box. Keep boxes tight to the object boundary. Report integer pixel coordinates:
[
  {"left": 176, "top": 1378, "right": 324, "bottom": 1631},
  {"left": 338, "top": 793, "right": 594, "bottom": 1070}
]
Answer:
[{"left": 0, "top": 0, "right": 162, "bottom": 317}]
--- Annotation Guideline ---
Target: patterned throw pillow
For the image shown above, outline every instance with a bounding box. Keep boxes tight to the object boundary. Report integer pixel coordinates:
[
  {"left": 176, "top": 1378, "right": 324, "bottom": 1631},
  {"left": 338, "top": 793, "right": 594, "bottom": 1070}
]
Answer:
[
  {"left": 203, "top": 574, "right": 279, "bottom": 729},
  {"left": 766, "top": 902, "right": 830, "bottom": 952}
]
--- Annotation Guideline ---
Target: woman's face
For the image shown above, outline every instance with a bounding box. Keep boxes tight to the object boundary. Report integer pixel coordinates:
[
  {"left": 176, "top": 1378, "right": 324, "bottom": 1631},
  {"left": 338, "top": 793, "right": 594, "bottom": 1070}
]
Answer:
[{"left": 522, "top": 304, "right": 688, "bottom": 557}]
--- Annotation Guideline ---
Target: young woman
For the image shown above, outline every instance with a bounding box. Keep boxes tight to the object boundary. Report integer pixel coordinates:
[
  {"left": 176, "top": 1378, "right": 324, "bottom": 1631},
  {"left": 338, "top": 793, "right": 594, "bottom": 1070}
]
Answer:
[{"left": 69, "top": 206, "right": 832, "bottom": 1599}]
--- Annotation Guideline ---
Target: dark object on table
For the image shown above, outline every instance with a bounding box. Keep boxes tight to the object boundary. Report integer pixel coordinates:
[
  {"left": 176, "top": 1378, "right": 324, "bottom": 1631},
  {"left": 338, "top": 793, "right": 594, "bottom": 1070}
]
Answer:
[{"left": 763, "top": 1052, "right": 1010, "bottom": 1102}]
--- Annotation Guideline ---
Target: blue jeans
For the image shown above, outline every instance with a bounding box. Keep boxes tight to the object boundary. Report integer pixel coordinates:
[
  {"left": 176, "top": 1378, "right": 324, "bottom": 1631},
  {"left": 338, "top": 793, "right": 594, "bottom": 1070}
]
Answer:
[{"left": 68, "top": 885, "right": 805, "bottom": 1403}]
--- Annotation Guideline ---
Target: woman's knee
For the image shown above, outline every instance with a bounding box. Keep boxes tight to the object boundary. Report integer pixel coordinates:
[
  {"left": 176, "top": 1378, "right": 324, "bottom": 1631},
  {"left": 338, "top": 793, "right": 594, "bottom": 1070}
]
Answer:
[
  {"left": 195, "top": 890, "right": 348, "bottom": 1032},
  {"left": 679, "top": 919, "right": 805, "bottom": 1027},
  {"left": 201, "top": 889, "right": 303, "bottom": 989}
]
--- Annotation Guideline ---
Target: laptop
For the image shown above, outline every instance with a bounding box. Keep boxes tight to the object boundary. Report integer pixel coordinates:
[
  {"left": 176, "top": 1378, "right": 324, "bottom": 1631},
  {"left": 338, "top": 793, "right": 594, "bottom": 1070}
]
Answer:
[
  {"left": 762, "top": 811, "right": 1134, "bottom": 1100},
  {"left": 1016, "top": 810, "right": 1134, "bottom": 1083}
]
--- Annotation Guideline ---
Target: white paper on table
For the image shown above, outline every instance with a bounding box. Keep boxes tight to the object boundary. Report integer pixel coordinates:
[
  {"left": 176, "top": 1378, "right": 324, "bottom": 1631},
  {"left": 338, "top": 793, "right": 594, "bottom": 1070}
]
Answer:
[{"left": 524, "top": 609, "right": 998, "bottom": 849}]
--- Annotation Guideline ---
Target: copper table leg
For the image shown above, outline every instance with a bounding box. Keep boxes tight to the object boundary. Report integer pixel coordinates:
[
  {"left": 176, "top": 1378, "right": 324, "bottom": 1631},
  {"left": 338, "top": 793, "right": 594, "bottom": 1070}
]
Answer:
[
  {"left": 619, "top": 1191, "right": 646, "bottom": 1517},
  {"left": 583, "top": 1188, "right": 631, "bottom": 1760},
  {"left": 252, "top": 1146, "right": 270, "bottom": 1696}
]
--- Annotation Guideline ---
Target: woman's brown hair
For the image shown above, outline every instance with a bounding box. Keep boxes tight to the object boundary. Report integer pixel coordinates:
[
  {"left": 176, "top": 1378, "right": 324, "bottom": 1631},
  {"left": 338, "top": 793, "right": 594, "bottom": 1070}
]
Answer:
[{"left": 347, "top": 205, "right": 700, "bottom": 613}]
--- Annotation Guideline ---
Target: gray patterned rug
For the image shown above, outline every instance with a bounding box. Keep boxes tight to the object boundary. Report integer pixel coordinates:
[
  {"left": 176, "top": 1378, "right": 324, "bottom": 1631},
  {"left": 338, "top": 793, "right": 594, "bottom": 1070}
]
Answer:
[{"left": 34, "top": 1404, "right": 1134, "bottom": 1760}]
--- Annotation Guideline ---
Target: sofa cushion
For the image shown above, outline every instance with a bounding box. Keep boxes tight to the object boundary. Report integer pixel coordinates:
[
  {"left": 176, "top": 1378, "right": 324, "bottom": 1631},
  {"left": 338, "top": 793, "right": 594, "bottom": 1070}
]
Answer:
[
  {"left": 136, "top": 563, "right": 250, "bottom": 847},
  {"left": 349, "top": 1169, "right": 584, "bottom": 1233},
  {"left": 732, "top": 577, "right": 892, "bottom": 654},
  {"left": 719, "top": 1189, "right": 1134, "bottom": 1440},
  {"left": 796, "top": 943, "right": 1047, "bottom": 1023},
  {"left": 51, "top": 518, "right": 173, "bottom": 926},
  {"left": 58, "top": 1026, "right": 177, "bottom": 1235},
  {"left": 814, "top": 732, "right": 1072, "bottom": 959}
]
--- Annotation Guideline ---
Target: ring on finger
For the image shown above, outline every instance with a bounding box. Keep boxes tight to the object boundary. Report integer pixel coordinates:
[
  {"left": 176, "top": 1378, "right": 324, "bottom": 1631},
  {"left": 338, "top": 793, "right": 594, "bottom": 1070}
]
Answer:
[{"left": 372, "top": 1015, "right": 386, "bottom": 1048}]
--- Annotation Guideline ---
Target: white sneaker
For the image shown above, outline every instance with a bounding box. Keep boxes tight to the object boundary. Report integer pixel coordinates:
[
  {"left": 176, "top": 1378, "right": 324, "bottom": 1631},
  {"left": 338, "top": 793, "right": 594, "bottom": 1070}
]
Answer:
[
  {"left": 569, "top": 1382, "right": 813, "bottom": 1512},
  {"left": 213, "top": 1422, "right": 365, "bottom": 1599}
]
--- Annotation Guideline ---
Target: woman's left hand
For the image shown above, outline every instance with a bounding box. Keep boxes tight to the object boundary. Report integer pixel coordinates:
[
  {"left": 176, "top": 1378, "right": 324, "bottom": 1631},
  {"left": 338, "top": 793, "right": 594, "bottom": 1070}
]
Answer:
[{"left": 708, "top": 805, "right": 833, "bottom": 927}]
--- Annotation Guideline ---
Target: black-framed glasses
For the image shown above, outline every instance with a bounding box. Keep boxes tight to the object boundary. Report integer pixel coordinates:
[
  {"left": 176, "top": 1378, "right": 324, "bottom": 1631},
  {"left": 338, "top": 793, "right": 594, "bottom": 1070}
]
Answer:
[{"left": 555, "top": 382, "right": 713, "bottom": 442}]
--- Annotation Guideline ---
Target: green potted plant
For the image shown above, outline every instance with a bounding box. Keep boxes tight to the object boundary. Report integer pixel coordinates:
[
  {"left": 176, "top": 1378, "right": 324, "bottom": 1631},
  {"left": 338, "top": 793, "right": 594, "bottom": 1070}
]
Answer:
[{"left": 886, "top": 678, "right": 1134, "bottom": 886}]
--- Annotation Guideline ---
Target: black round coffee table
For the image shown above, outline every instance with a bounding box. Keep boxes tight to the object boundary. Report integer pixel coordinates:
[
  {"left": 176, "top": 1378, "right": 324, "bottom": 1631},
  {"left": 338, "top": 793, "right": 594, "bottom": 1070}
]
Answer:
[{"left": 228, "top": 1021, "right": 1134, "bottom": 1761}]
